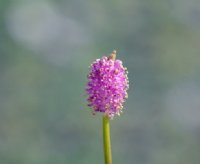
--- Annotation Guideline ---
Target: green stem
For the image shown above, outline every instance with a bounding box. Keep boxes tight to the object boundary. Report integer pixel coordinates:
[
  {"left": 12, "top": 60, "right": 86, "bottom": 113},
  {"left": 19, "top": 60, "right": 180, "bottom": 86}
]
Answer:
[{"left": 103, "top": 114, "right": 112, "bottom": 164}]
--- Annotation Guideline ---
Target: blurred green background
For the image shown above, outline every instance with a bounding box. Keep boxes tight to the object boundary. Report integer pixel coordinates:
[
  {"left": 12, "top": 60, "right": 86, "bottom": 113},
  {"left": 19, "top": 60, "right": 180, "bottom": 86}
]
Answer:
[{"left": 1, "top": 0, "right": 200, "bottom": 164}]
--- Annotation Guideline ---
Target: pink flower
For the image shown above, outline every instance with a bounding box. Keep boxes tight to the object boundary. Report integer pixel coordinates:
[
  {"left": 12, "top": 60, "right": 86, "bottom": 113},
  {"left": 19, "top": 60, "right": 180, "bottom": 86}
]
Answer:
[{"left": 86, "top": 51, "right": 129, "bottom": 119}]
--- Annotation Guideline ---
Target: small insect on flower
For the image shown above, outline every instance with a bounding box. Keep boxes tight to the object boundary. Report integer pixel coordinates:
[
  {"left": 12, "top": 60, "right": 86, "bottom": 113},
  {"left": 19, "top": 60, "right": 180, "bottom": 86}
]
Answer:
[{"left": 86, "top": 50, "right": 129, "bottom": 119}]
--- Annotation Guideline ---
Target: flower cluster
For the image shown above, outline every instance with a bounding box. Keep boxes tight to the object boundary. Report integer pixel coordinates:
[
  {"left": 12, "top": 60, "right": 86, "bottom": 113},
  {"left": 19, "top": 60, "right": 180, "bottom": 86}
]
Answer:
[{"left": 86, "top": 52, "right": 129, "bottom": 119}]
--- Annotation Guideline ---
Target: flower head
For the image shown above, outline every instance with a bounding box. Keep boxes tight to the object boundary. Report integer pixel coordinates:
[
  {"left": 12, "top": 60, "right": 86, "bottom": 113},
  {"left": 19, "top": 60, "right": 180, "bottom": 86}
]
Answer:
[{"left": 86, "top": 51, "right": 129, "bottom": 119}]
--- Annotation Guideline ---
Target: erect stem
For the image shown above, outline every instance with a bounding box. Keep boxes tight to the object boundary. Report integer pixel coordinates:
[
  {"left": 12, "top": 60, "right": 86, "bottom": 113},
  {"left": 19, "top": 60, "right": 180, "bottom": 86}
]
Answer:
[
  {"left": 103, "top": 50, "right": 115, "bottom": 164},
  {"left": 103, "top": 114, "right": 112, "bottom": 164}
]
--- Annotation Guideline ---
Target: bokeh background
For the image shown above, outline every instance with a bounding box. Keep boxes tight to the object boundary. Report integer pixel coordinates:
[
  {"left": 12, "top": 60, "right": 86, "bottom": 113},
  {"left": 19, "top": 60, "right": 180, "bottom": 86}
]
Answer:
[{"left": 1, "top": 0, "right": 200, "bottom": 164}]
